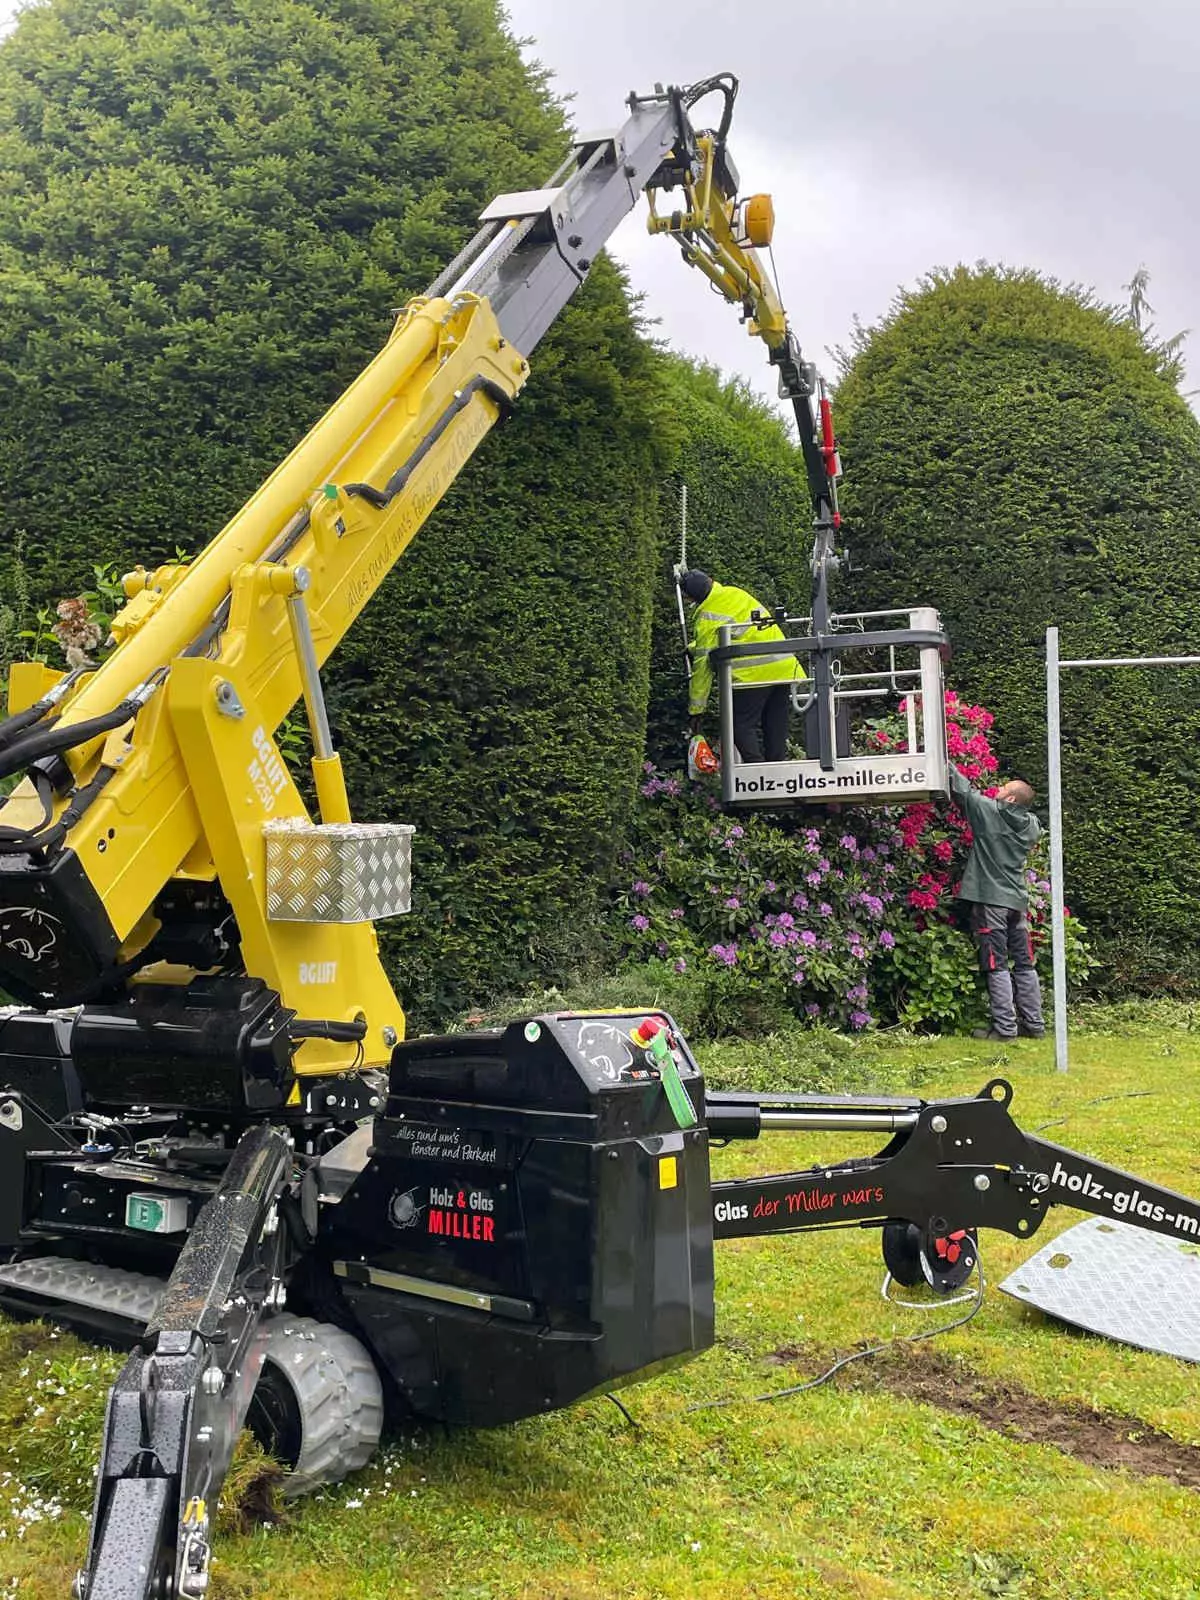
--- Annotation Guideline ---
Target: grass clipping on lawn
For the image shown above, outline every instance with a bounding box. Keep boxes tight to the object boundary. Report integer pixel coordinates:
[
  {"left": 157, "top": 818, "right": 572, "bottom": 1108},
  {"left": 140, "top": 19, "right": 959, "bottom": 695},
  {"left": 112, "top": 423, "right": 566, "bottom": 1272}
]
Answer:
[{"left": 2, "top": 1015, "right": 1200, "bottom": 1599}]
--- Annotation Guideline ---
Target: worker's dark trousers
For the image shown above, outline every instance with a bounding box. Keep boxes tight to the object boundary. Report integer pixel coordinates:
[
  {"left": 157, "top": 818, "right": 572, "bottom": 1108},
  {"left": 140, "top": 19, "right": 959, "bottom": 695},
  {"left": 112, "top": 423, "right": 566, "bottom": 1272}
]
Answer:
[
  {"left": 732, "top": 684, "right": 791, "bottom": 762},
  {"left": 968, "top": 902, "right": 1045, "bottom": 1038}
]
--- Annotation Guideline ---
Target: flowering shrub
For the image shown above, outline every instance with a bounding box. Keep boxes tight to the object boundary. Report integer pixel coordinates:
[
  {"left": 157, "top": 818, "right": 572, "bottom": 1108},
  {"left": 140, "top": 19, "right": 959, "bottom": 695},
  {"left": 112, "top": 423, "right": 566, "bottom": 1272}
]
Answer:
[{"left": 616, "top": 690, "right": 1093, "bottom": 1036}]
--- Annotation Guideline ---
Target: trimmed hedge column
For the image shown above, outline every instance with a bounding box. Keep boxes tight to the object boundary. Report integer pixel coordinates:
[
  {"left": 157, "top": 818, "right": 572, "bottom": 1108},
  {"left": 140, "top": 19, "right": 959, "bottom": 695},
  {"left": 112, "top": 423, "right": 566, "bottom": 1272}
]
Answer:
[{"left": 836, "top": 266, "right": 1200, "bottom": 965}]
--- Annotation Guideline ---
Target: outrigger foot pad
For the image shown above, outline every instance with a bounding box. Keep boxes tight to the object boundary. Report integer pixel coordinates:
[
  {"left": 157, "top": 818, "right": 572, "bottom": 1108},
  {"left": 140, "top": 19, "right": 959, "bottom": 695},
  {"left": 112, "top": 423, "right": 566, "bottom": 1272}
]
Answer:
[{"left": 1001, "top": 1216, "right": 1200, "bottom": 1363}]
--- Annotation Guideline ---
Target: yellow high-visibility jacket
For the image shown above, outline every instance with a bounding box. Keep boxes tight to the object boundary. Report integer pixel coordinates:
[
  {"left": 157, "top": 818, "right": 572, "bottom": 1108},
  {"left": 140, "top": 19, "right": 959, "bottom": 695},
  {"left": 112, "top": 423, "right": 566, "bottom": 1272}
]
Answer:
[{"left": 688, "top": 582, "right": 805, "bottom": 716}]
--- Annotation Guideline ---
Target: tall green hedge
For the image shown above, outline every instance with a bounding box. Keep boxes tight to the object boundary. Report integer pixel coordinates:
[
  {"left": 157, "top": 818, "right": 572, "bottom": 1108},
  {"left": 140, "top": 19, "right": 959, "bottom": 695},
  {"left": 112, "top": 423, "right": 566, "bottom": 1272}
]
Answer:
[
  {"left": 0, "top": 0, "right": 662, "bottom": 1025},
  {"left": 645, "top": 357, "right": 812, "bottom": 757},
  {"left": 836, "top": 266, "right": 1200, "bottom": 959}
]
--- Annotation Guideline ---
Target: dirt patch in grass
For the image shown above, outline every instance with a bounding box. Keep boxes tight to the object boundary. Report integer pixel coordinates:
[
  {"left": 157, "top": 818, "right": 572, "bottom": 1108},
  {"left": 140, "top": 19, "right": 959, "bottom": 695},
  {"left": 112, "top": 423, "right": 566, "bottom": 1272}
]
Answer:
[{"left": 831, "top": 1345, "right": 1200, "bottom": 1488}]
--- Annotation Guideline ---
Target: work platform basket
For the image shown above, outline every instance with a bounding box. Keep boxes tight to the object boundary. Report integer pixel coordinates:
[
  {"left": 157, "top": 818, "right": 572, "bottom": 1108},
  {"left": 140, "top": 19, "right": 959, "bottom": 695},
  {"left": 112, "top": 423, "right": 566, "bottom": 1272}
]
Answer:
[{"left": 712, "top": 604, "right": 950, "bottom": 807}]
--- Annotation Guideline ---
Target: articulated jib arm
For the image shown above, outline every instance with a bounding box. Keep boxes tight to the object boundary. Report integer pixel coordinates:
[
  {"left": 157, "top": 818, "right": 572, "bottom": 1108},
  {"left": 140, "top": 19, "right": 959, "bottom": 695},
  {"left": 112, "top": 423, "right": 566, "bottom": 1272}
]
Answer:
[{"left": 710, "top": 1077, "right": 1200, "bottom": 1261}]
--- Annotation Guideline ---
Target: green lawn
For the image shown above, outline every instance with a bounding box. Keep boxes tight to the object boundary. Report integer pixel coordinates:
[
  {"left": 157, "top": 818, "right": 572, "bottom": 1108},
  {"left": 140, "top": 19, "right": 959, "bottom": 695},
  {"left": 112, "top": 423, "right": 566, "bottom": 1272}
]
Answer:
[{"left": 3, "top": 1010, "right": 1199, "bottom": 1599}]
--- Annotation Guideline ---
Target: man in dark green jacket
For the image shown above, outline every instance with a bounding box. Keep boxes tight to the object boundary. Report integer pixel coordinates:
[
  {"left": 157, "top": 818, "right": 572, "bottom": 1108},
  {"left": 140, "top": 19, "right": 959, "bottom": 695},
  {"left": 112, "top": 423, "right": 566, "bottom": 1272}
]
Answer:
[{"left": 949, "top": 766, "right": 1045, "bottom": 1041}]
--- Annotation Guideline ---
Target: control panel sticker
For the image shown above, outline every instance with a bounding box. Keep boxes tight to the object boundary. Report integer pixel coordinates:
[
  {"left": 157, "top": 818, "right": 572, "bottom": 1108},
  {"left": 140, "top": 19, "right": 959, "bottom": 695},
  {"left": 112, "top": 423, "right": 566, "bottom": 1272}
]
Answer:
[
  {"left": 563, "top": 1019, "right": 634, "bottom": 1082},
  {"left": 659, "top": 1155, "right": 678, "bottom": 1191}
]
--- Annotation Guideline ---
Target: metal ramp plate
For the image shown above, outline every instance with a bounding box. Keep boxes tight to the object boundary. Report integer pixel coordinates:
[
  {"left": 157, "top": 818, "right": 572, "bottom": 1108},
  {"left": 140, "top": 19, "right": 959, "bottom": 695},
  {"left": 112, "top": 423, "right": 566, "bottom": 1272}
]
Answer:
[{"left": 1000, "top": 1217, "right": 1200, "bottom": 1363}]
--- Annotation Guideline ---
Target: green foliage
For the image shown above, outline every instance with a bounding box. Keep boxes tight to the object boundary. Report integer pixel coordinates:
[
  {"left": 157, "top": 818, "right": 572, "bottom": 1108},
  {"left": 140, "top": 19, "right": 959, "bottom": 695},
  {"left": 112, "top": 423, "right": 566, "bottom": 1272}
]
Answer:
[
  {"left": 0, "top": 0, "right": 664, "bottom": 1025},
  {"left": 618, "top": 685, "right": 1092, "bottom": 1038},
  {"left": 646, "top": 355, "right": 811, "bottom": 759},
  {"left": 836, "top": 265, "right": 1200, "bottom": 953}
]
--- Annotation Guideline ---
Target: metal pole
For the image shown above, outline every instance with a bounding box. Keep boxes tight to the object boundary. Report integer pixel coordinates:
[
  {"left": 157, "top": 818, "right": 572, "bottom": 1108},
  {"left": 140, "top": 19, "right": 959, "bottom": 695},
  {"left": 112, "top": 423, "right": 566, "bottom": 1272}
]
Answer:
[
  {"left": 1059, "top": 655, "right": 1200, "bottom": 670},
  {"left": 1046, "top": 627, "right": 1068, "bottom": 1073}
]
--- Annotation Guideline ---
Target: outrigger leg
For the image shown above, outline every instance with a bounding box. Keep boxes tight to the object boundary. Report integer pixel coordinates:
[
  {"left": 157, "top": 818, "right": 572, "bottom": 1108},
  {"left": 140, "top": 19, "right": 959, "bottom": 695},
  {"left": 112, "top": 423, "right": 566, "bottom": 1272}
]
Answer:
[
  {"left": 707, "top": 1078, "right": 1200, "bottom": 1317},
  {"left": 76, "top": 1125, "right": 291, "bottom": 1600}
]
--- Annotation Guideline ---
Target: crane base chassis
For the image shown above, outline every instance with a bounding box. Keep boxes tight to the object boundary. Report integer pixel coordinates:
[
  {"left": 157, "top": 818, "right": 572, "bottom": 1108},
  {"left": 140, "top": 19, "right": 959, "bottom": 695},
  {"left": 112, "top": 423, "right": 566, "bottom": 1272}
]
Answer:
[{"left": 3, "top": 1004, "right": 1200, "bottom": 1599}]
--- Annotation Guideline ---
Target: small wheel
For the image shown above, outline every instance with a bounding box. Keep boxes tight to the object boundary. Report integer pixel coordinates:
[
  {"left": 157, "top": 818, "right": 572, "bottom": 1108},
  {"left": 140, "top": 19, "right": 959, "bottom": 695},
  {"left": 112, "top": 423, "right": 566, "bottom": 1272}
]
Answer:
[
  {"left": 881, "top": 1221, "right": 926, "bottom": 1287},
  {"left": 247, "top": 1317, "right": 384, "bottom": 1497},
  {"left": 881, "top": 1221, "right": 978, "bottom": 1295}
]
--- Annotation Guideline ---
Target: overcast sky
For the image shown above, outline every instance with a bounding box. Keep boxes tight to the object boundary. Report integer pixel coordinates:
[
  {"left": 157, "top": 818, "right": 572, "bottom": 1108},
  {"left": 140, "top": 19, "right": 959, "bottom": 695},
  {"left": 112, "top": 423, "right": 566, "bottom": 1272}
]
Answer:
[
  {"left": 503, "top": 0, "right": 1196, "bottom": 410},
  {"left": 0, "top": 0, "right": 1190, "bottom": 413}
]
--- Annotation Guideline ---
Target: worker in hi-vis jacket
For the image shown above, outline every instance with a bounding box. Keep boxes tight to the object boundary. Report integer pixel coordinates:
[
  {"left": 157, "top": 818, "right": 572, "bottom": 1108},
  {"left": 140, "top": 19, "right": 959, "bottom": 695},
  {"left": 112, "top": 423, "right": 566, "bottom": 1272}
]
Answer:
[{"left": 681, "top": 570, "right": 804, "bottom": 762}]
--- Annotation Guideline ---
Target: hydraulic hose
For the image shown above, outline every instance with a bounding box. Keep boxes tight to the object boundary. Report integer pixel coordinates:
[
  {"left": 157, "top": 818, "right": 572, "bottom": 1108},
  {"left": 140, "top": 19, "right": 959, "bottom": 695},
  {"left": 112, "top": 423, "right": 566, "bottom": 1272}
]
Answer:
[
  {"left": 0, "top": 766, "right": 55, "bottom": 842},
  {"left": 0, "top": 666, "right": 93, "bottom": 752},
  {"left": 0, "top": 678, "right": 158, "bottom": 785},
  {"left": 290, "top": 1018, "right": 369, "bottom": 1043},
  {"left": 0, "top": 764, "right": 117, "bottom": 855}
]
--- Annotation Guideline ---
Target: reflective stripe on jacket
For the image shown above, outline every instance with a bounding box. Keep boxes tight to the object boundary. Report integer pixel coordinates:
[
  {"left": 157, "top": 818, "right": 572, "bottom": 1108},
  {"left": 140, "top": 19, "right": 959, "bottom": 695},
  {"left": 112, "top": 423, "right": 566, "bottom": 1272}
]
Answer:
[{"left": 688, "top": 582, "right": 805, "bottom": 716}]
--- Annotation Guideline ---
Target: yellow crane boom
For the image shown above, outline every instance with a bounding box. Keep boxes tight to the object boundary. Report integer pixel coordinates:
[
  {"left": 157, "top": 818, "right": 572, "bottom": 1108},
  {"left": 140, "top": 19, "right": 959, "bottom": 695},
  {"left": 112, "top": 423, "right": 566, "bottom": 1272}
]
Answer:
[{"left": 0, "top": 74, "right": 835, "bottom": 1082}]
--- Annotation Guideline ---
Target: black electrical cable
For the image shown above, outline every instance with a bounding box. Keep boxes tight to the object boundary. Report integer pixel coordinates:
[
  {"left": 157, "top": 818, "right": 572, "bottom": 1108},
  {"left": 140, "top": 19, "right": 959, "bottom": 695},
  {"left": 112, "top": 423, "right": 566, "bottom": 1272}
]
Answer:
[
  {"left": 605, "top": 1246, "right": 986, "bottom": 1429},
  {"left": 0, "top": 766, "right": 55, "bottom": 841},
  {"left": 1032, "top": 1091, "right": 1156, "bottom": 1135}
]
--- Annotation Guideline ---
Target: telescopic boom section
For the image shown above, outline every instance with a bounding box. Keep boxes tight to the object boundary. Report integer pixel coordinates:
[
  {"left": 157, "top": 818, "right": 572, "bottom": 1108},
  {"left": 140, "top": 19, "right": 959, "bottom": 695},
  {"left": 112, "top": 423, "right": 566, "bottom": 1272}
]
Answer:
[{"left": 0, "top": 75, "right": 824, "bottom": 1057}]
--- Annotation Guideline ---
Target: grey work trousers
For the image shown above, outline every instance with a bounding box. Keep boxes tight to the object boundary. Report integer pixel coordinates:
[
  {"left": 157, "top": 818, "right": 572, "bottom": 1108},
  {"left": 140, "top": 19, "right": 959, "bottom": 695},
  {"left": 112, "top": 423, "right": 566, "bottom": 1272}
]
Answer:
[{"left": 968, "top": 902, "right": 1045, "bottom": 1038}]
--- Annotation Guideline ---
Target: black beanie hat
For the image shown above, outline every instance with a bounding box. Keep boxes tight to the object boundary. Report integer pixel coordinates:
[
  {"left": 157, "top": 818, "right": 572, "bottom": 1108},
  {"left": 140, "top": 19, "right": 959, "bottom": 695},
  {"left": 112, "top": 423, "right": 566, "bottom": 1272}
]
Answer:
[{"left": 681, "top": 570, "right": 712, "bottom": 601}]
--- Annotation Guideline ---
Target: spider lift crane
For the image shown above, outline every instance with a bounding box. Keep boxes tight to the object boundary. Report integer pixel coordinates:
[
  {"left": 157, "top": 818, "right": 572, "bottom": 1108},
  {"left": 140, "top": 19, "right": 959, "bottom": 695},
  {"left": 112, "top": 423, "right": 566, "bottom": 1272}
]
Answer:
[{"left": 0, "top": 73, "right": 1194, "bottom": 1600}]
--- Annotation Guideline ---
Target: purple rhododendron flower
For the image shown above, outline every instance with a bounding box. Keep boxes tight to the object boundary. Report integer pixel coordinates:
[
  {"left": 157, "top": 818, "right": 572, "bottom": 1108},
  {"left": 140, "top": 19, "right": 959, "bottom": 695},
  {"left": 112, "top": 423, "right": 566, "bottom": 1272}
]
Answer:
[
  {"left": 818, "top": 902, "right": 833, "bottom": 917},
  {"left": 800, "top": 929, "right": 818, "bottom": 948},
  {"left": 791, "top": 893, "right": 809, "bottom": 911},
  {"left": 725, "top": 895, "right": 740, "bottom": 909},
  {"left": 879, "top": 929, "right": 896, "bottom": 949},
  {"left": 839, "top": 835, "right": 857, "bottom": 851},
  {"left": 656, "top": 941, "right": 669, "bottom": 958},
  {"left": 632, "top": 881, "right": 651, "bottom": 897},
  {"left": 764, "top": 880, "right": 777, "bottom": 893},
  {"left": 674, "top": 958, "right": 687, "bottom": 973},
  {"left": 670, "top": 907, "right": 685, "bottom": 920},
  {"left": 805, "top": 1002, "right": 821, "bottom": 1017},
  {"left": 708, "top": 942, "right": 739, "bottom": 967},
  {"left": 805, "top": 870, "right": 822, "bottom": 886},
  {"left": 849, "top": 1010, "right": 872, "bottom": 1030},
  {"left": 777, "top": 912, "right": 794, "bottom": 928},
  {"left": 630, "top": 915, "right": 649, "bottom": 932},
  {"left": 769, "top": 930, "right": 787, "bottom": 948}
]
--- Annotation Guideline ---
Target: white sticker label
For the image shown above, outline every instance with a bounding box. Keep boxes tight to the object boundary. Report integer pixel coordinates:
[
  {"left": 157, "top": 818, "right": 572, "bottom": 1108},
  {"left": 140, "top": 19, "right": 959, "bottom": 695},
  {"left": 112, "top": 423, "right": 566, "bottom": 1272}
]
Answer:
[
  {"left": 248, "top": 725, "right": 288, "bottom": 812},
  {"left": 299, "top": 961, "right": 337, "bottom": 986}
]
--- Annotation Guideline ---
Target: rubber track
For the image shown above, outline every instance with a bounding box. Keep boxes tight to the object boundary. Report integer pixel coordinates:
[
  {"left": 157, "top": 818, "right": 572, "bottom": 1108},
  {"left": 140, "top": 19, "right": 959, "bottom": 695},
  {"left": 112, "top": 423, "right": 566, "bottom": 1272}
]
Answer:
[
  {"left": 0, "top": 1255, "right": 164, "bottom": 1328},
  {"left": 0, "top": 1259, "right": 384, "bottom": 1494}
]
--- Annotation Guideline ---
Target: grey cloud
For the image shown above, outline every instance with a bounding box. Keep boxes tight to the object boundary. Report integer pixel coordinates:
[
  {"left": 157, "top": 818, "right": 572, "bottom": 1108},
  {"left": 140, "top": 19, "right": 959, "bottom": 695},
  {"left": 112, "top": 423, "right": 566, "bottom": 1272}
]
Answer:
[{"left": 505, "top": 0, "right": 1197, "bottom": 406}]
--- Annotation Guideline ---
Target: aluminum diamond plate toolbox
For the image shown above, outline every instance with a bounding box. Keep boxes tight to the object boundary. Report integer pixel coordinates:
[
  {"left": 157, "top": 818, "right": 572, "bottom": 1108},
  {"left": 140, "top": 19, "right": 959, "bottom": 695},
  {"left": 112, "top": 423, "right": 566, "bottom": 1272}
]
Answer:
[
  {"left": 1000, "top": 1216, "right": 1200, "bottom": 1363},
  {"left": 264, "top": 818, "right": 413, "bottom": 923}
]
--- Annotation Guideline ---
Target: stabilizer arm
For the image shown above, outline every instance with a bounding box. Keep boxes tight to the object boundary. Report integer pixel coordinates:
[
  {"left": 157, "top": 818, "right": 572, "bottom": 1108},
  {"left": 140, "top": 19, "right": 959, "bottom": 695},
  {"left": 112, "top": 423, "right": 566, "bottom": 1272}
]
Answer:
[
  {"left": 711, "top": 1078, "right": 1200, "bottom": 1254},
  {"left": 78, "top": 1125, "right": 292, "bottom": 1600}
]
